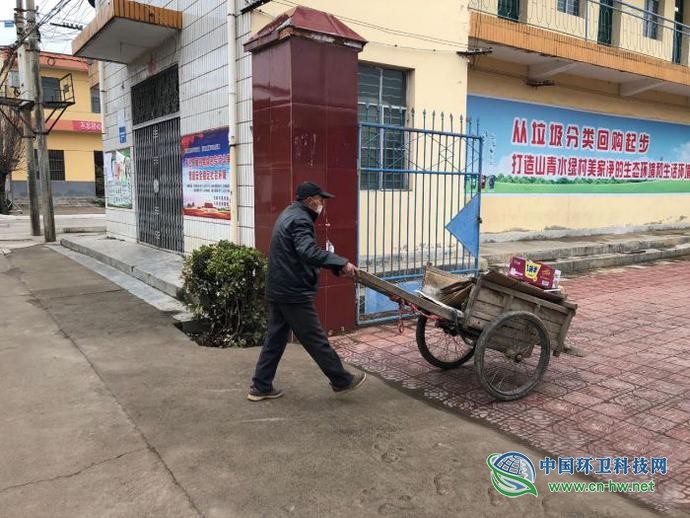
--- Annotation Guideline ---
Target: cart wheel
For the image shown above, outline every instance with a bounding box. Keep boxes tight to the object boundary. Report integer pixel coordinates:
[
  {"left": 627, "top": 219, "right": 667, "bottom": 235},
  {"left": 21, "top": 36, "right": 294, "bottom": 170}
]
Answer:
[
  {"left": 474, "top": 311, "right": 550, "bottom": 401},
  {"left": 416, "top": 315, "right": 475, "bottom": 370}
]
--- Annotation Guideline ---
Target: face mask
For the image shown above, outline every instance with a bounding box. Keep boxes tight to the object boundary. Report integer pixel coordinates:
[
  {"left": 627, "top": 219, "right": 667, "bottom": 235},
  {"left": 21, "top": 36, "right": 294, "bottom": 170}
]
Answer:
[{"left": 305, "top": 196, "right": 324, "bottom": 215}]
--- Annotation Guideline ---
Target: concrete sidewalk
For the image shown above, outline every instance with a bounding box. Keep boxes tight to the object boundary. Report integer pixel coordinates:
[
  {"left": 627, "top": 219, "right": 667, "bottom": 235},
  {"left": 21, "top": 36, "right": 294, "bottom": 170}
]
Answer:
[
  {"left": 0, "top": 245, "right": 657, "bottom": 517},
  {"left": 59, "top": 229, "right": 690, "bottom": 308},
  {"left": 60, "top": 230, "right": 690, "bottom": 297},
  {"left": 0, "top": 213, "right": 106, "bottom": 253},
  {"left": 60, "top": 234, "right": 184, "bottom": 298}
]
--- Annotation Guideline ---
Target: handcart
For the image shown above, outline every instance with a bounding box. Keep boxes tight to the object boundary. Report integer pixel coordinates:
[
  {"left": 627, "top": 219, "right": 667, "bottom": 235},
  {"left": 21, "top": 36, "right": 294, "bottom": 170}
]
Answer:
[{"left": 356, "top": 268, "right": 578, "bottom": 401}]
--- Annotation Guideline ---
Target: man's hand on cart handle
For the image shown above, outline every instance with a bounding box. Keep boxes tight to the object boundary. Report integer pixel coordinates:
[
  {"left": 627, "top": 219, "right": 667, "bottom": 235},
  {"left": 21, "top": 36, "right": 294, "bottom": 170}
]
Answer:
[{"left": 342, "top": 262, "right": 358, "bottom": 278}]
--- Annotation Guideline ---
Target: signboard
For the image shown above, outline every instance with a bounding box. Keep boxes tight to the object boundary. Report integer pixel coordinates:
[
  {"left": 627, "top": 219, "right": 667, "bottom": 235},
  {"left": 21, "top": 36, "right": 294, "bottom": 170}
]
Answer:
[
  {"left": 117, "top": 109, "right": 126, "bottom": 144},
  {"left": 181, "top": 127, "right": 231, "bottom": 220},
  {"left": 468, "top": 95, "right": 690, "bottom": 194},
  {"left": 104, "top": 148, "right": 133, "bottom": 208},
  {"left": 72, "top": 120, "right": 102, "bottom": 133},
  {"left": 50, "top": 119, "right": 102, "bottom": 133}
]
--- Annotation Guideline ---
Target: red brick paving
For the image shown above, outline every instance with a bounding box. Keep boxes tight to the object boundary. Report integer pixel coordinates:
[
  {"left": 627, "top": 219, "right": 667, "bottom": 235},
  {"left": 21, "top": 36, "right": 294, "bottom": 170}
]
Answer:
[{"left": 333, "top": 260, "right": 690, "bottom": 513}]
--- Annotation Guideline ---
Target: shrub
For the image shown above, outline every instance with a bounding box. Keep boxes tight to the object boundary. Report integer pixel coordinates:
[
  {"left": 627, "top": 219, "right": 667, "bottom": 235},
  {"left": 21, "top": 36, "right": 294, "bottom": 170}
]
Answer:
[{"left": 182, "top": 240, "right": 267, "bottom": 348}]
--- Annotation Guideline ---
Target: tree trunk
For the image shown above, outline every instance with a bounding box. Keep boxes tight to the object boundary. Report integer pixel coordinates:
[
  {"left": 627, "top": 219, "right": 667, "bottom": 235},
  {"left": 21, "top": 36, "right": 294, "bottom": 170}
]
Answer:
[{"left": 0, "top": 174, "right": 8, "bottom": 215}]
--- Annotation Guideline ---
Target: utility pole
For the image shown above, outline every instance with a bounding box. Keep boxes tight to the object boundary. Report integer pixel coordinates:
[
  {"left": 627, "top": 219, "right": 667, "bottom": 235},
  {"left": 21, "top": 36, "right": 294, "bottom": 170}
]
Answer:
[
  {"left": 14, "top": 0, "right": 41, "bottom": 236},
  {"left": 25, "top": 0, "right": 55, "bottom": 242}
]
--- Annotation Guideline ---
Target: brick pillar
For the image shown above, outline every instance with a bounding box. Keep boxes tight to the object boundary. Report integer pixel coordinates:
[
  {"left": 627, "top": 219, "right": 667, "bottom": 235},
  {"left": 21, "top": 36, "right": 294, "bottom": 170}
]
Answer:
[{"left": 246, "top": 7, "right": 366, "bottom": 333}]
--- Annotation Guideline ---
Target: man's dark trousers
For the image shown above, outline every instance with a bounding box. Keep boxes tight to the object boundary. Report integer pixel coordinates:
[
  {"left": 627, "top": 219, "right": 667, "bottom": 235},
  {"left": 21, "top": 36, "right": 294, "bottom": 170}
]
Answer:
[{"left": 252, "top": 302, "right": 354, "bottom": 392}]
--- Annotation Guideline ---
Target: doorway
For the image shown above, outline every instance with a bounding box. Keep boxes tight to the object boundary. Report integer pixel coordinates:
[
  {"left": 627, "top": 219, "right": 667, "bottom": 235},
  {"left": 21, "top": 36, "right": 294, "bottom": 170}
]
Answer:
[
  {"left": 93, "top": 150, "right": 104, "bottom": 198},
  {"left": 134, "top": 117, "right": 184, "bottom": 253},
  {"left": 131, "top": 66, "right": 183, "bottom": 253}
]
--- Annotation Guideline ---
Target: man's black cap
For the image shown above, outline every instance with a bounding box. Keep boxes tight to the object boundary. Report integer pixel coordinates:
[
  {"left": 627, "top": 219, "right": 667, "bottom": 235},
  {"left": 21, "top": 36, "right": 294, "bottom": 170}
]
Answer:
[{"left": 296, "top": 181, "right": 334, "bottom": 200}]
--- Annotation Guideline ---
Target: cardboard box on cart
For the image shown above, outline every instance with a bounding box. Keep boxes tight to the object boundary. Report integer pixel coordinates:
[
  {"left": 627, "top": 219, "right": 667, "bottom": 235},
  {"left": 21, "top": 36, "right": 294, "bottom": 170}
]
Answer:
[{"left": 508, "top": 257, "right": 562, "bottom": 290}]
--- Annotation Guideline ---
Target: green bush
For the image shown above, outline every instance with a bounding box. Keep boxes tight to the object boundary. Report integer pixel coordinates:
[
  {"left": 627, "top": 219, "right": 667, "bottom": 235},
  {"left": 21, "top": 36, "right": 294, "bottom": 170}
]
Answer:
[{"left": 182, "top": 240, "right": 267, "bottom": 348}]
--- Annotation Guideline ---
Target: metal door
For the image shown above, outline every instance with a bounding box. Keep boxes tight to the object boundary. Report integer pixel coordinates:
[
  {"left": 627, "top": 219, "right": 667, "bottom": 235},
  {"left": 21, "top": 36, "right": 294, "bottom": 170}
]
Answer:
[
  {"left": 357, "top": 106, "right": 483, "bottom": 323},
  {"left": 134, "top": 117, "right": 184, "bottom": 253}
]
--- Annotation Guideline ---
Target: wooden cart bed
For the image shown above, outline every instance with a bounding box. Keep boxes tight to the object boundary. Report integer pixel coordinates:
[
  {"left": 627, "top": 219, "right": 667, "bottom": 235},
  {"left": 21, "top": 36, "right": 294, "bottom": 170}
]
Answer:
[{"left": 463, "top": 272, "right": 577, "bottom": 356}]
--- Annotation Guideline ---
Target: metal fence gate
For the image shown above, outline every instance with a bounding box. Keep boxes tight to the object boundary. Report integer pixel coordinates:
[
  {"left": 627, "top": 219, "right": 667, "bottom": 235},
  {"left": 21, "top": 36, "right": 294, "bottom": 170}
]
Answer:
[
  {"left": 134, "top": 117, "right": 184, "bottom": 253},
  {"left": 357, "top": 107, "right": 483, "bottom": 323}
]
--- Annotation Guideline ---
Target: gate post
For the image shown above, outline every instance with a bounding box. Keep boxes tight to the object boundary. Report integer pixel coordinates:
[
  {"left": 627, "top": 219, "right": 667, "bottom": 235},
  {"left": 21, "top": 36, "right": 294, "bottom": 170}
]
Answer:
[{"left": 246, "top": 7, "right": 366, "bottom": 333}]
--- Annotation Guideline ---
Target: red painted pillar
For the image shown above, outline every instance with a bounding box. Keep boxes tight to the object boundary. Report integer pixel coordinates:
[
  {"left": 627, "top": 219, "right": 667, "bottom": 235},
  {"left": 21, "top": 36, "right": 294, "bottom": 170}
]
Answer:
[{"left": 246, "top": 7, "right": 366, "bottom": 333}]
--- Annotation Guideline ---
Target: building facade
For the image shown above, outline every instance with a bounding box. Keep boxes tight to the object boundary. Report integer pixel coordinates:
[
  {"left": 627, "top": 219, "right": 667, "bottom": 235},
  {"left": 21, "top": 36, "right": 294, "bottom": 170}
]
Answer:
[
  {"left": 467, "top": 0, "right": 690, "bottom": 234},
  {"left": 4, "top": 50, "right": 104, "bottom": 200},
  {"left": 72, "top": 0, "right": 690, "bottom": 255}
]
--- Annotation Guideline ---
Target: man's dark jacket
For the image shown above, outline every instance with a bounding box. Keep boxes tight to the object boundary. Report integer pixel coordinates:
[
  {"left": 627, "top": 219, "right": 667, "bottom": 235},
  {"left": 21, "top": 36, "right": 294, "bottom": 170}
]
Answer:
[{"left": 266, "top": 202, "right": 348, "bottom": 303}]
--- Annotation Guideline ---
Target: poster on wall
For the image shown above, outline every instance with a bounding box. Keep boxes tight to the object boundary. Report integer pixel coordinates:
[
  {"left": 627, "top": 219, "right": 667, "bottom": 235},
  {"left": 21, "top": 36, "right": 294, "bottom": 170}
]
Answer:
[
  {"left": 181, "top": 127, "right": 231, "bottom": 220},
  {"left": 104, "top": 148, "right": 133, "bottom": 208},
  {"left": 468, "top": 95, "right": 690, "bottom": 194}
]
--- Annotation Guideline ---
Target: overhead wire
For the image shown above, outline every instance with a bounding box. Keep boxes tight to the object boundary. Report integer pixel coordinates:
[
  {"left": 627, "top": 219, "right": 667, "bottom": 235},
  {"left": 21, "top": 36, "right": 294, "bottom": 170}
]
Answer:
[
  {"left": 43, "top": 0, "right": 94, "bottom": 52},
  {"left": 0, "top": 0, "right": 79, "bottom": 81},
  {"left": 268, "top": 0, "right": 481, "bottom": 51},
  {"left": 254, "top": 4, "right": 488, "bottom": 54},
  {"left": 40, "top": 0, "right": 87, "bottom": 41},
  {"left": 74, "top": 0, "right": 96, "bottom": 22},
  {"left": 49, "top": 0, "right": 90, "bottom": 26}
]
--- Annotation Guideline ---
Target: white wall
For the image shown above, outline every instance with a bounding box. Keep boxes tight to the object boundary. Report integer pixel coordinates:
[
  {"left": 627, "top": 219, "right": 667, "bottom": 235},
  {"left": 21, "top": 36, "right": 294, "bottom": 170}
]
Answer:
[
  {"left": 235, "top": 1, "right": 255, "bottom": 247},
  {"left": 102, "top": 0, "right": 232, "bottom": 252},
  {"left": 101, "top": 0, "right": 469, "bottom": 252},
  {"left": 102, "top": 54, "right": 137, "bottom": 241}
]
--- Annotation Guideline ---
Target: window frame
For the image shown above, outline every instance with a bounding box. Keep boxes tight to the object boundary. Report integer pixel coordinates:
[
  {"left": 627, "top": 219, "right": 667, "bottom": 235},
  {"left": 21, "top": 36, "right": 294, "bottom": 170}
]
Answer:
[
  {"left": 40, "top": 76, "right": 61, "bottom": 104},
  {"left": 48, "top": 150, "right": 66, "bottom": 181},
  {"left": 557, "top": 0, "right": 580, "bottom": 16},
  {"left": 357, "top": 64, "right": 409, "bottom": 191},
  {"left": 131, "top": 65, "right": 179, "bottom": 125},
  {"left": 498, "top": 0, "right": 521, "bottom": 20},
  {"left": 90, "top": 86, "right": 101, "bottom": 113},
  {"left": 643, "top": 0, "right": 661, "bottom": 39}
]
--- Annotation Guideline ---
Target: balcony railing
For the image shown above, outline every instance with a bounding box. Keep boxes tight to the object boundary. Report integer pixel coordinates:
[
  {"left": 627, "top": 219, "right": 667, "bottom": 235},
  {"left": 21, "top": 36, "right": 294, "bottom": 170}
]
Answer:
[{"left": 470, "top": 0, "right": 690, "bottom": 67}]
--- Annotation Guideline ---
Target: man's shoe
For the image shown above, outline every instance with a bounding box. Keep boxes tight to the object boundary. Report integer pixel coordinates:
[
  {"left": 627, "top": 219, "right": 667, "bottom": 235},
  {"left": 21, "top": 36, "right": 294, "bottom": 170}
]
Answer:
[
  {"left": 247, "top": 387, "right": 284, "bottom": 402},
  {"left": 332, "top": 372, "right": 367, "bottom": 394}
]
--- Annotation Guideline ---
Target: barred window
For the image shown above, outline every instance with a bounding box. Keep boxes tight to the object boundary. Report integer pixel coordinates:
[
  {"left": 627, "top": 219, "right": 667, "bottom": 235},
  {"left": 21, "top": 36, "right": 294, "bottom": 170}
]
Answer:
[
  {"left": 358, "top": 64, "right": 408, "bottom": 190},
  {"left": 48, "top": 150, "right": 65, "bottom": 181},
  {"left": 131, "top": 66, "right": 179, "bottom": 125},
  {"left": 35, "top": 149, "right": 65, "bottom": 180}
]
